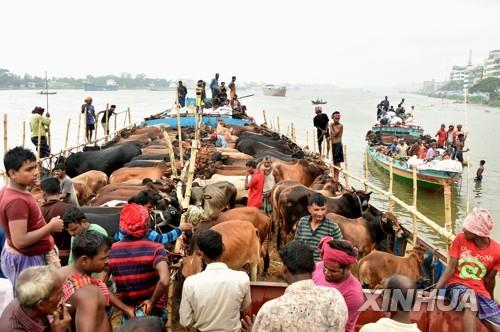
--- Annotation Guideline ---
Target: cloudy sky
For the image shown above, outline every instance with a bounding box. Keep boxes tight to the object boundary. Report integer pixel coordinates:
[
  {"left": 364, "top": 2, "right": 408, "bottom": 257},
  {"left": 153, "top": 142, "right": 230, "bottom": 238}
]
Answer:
[{"left": 1, "top": 0, "right": 499, "bottom": 87}]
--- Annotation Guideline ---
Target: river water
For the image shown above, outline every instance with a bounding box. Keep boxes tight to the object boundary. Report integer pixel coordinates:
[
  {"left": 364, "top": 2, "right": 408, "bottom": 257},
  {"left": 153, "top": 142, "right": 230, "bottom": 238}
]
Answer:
[{"left": 0, "top": 88, "right": 498, "bottom": 247}]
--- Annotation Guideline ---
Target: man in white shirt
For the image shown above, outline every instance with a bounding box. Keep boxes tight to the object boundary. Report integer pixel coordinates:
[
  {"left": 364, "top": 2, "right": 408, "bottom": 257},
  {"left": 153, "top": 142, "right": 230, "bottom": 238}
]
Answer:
[
  {"left": 179, "top": 229, "right": 251, "bottom": 332},
  {"left": 360, "top": 274, "right": 422, "bottom": 332}
]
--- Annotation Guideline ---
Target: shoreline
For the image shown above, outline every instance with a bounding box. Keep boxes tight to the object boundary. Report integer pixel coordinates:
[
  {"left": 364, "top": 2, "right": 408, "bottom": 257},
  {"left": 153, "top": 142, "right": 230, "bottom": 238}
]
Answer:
[{"left": 419, "top": 92, "right": 500, "bottom": 108}]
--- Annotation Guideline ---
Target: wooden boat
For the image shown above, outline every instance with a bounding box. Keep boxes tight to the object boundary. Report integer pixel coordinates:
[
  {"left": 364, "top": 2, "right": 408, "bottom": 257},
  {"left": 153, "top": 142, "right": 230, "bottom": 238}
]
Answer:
[
  {"left": 38, "top": 91, "right": 57, "bottom": 95},
  {"left": 367, "top": 146, "right": 462, "bottom": 191},
  {"left": 371, "top": 123, "right": 424, "bottom": 145},
  {"left": 312, "top": 99, "right": 327, "bottom": 105}
]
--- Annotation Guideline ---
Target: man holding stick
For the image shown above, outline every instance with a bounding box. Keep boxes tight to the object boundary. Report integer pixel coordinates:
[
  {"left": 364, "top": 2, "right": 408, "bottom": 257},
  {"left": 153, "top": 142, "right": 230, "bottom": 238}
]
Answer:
[
  {"left": 97, "top": 104, "right": 116, "bottom": 136},
  {"left": 81, "top": 97, "right": 96, "bottom": 142},
  {"left": 330, "top": 111, "right": 344, "bottom": 182}
]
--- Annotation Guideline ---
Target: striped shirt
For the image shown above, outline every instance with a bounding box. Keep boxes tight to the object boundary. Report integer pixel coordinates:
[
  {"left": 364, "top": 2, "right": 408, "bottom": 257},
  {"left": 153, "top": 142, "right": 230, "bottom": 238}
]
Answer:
[
  {"left": 295, "top": 216, "right": 343, "bottom": 262},
  {"left": 107, "top": 238, "right": 168, "bottom": 307},
  {"left": 114, "top": 228, "right": 182, "bottom": 245}
]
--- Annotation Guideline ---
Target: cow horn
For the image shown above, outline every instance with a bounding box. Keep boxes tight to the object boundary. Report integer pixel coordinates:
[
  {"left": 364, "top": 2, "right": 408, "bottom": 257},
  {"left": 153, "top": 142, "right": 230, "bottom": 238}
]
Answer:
[{"left": 351, "top": 186, "right": 356, "bottom": 192}]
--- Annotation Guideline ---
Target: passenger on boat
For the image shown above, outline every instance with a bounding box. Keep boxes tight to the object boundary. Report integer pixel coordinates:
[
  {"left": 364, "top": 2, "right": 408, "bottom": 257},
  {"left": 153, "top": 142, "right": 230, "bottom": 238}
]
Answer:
[
  {"left": 434, "top": 208, "right": 500, "bottom": 332},
  {"left": 418, "top": 142, "right": 427, "bottom": 160},
  {"left": 244, "top": 160, "right": 264, "bottom": 209},
  {"left": 180, "top": 229, "right": 251, "bottom": 332},
  {"left": 454, "top": 134, "right": 469, "bottom": 164},
  {"left": 97, "top": 104, "right": 116, "bottom": 136},
  {"left": 313, "top": 238, "right": 363, "bottom": 332},
  {"left": 390, "top": 138, "right": 398, "bottom": 155},
  {"left": 376, "top": 103, "right": 384, "bottom": 120},
  {"left": 229, "top": 76, "right": 237, "bottom": 108},
  {"left": 30, "top": 106, "right": 51, "bottom": 158},
  {"left": 475, "top": 160, "right": 485, "bottom": 182},
  {"left": 81, "top": 97, "right": 97, "bottom": 143},
  {"left": 330, "top": 111, "right": 344, "bottom": 182},
  {"left": 394, "top": 139, "right": 408, "bottom": 159},
  {"left": 408, "top": 139, "right": 421, "bottom": 157},
  {"left": 360, "top": 275, "right": 422, "bottom": 332},
  {"left": 313, "top": 106, "right": 329, "bottom": 156},
  {"left": 436, "top": 124, "right": 447, "bottom": 148},
  {"left": 425, "top": 142, "right": 437, "bottom": 160},
  {"left": 202, "top": 132, "right": 228, "bottom": 148},
  {"left": 210, "top": 73, "right": 219, "bottom": 100},
  {"left": 248, "top": 240, "right": 347, "bottom": 332},
  {"left": 381, "top": 96, "right": 390, "bottom": 111},
  {"left": 195, "top": 80, "right": 204, "bottom": 111},
  {"left": 446, "top": 124, "right": 456, "bottom": 156},
  {"left": 177, "top": 81, "right": 187, "bottom": 107}
]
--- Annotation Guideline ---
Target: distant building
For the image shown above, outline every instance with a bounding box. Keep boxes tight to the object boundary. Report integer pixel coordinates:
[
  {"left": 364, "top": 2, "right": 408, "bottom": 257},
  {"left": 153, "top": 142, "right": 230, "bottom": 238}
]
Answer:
[
  {"left": 483, "top": 50, "right": 500, "bottom": 79},
  {"left": 450, "top": 66, "right": 467, "bottom": 82},
  {"left": 422, "top": 80, "right": 436, "bottom": 93}
]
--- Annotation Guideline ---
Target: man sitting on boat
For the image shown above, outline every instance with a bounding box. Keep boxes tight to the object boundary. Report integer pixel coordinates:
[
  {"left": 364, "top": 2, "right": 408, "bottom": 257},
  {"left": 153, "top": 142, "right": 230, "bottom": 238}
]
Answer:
[
  {"left": 394, "top": 139, "right": 409, "bottom": 159},
  {"left": 434, "top": 208, "right": 500, "bottom": 331}
]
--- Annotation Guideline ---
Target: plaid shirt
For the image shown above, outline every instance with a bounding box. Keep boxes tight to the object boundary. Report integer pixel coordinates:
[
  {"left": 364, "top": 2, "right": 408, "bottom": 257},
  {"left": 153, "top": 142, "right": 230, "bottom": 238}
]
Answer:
[
  {"left": 295, "top": 216, "right": 343, "bottom": 262},
  {"left": 62, "top": 273, "right": 111, "bottom": 306},
  {"left": 0, "top": 299, "right": 51, "bottom": 332}
]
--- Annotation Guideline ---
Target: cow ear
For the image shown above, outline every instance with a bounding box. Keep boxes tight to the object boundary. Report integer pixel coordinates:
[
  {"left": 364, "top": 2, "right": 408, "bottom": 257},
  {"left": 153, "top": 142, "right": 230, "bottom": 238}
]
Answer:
[{"left": 204, "top": 194, "right": 212, "bottom": 200}]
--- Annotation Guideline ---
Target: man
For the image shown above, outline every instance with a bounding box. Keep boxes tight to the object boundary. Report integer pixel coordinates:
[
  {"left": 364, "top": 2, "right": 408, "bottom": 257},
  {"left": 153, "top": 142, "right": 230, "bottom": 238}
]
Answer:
[
  {"left": 394, "top": 139, "right": 408, "bottom": 159},
  {"left": 218, "top": 82, "right": 228, "bottom": 105},
  {"left": 360, "top": 275, "right": 422, "bottom": 332},
  {"left": 446, "top": 124, "right": 456, "bottom": 156},
  {"left": 61, "top": 231, "right": 134, "bottom": 332},
  {"left": 475, "top": 160, "right": 485, "bottom": 182},
  {"left": 425, "top": 142, "right": 437, "bottom": 160},
  {"left": 81, "top": 96, "right": 97, "bottom": 142},
  {"left": 62, "top": 207, "right": 108, "bottom": 265},
  {"left": 180, "top": 229, "right": 251, "bottom": 331},
  {"left": 210, "top": 73, "right": 219, "bottom": 99},
  {"left": 381, "top": 96, "right": 390, "bottom": 111},
  {"left": 435, "top": 124, "right": 447, "bottom": 148},
  {"left": 53, "top": 163, "right": 79, "bottom": 206},
  {"left": 249, "top": 241, "right": 347, "bottom": 331},
  {"left": 408, "top": 139, "right": 421, "bottom": 157},
  {"left": 259, "top": 156, "right": 277, "bottom": 216},
  {"left": 107, "top": 203, "right": 170, "bottom": 321},
  {"left": 0, "top": 265, "right": 71, "bottom": 332},
  {"left": 456, "top": 124, "right": 467, "bottom": 142},
  {"left": 434, "top": 208, "right": 500, "bottom": 331},
  {"left": 97, "top": 104, "right": 116, "bottom": 136},
  {"left": 295, "top": 193, "right": 343, "bottom": 262},
  {"left": 244, "top": 160, "right": 265, "bottom": 209},
  {"left": 177, "top": 81, "right": 188, "bottom": 107},
  {"left": 195, "top": 80, "right": 204, "bottom": 111},
  {"left": 330, "top": 111, "right": 344, "bottom": 182},
  {"left": 454, "top": 134, "right": 469, "bottom": 164},
  {"left": 228, "top": 76, "right": 237, "bottom": 108},
  {"left": 30, "top": 106, "right": 51, "bottom": 158},
  {"left": 390, "top": 137, "right": 398, "bottom": 155},
  {"left": 313, "top": 106, "right": 329, "bottom": 156},
  {"left": 204, "top": 132, "right": 228, "bottom": 148},
  {"left": 40, "top": 177, "right": 74, "bottom": 266},
  {"left": 0, "top": 147, "right": 63, "bottom": 288}
]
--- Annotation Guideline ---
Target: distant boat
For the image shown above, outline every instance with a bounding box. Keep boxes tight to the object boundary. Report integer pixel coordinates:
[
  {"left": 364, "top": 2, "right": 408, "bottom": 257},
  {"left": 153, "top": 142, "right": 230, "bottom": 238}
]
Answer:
[
  {"left": 38, "top": 91, "right": 57, "bottom": 95},
  {"left": 263, "top": 85, "right": 286, "bottom": 97},
  {"left": 312, "top": 99, "right": 327, "bottom": 105},
  {"left": 84, "top": 83, "right": 119, "bottom": 91}
]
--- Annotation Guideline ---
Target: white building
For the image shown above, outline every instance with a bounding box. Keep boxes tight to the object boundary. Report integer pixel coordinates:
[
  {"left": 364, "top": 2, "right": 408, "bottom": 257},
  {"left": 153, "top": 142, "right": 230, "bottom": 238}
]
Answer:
[
  {"left": 483, "top": 50, "right": 500, "bottom": 79},
  {"left": 450, "top": 66, "right": 466, "bottom": 81}
]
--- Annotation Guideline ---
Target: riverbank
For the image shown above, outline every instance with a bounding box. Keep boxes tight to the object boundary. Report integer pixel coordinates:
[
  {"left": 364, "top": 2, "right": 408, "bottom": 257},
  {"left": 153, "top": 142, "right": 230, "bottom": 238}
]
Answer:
[{"left": 422, "top": 92, "right": 500, "bottom": 108}]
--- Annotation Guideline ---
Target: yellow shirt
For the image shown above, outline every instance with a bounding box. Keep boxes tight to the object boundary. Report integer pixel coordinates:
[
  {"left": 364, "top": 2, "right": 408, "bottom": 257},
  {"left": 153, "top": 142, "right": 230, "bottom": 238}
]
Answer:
[{"left": 30, "top": 114, "right": 51, "bottom": 138}]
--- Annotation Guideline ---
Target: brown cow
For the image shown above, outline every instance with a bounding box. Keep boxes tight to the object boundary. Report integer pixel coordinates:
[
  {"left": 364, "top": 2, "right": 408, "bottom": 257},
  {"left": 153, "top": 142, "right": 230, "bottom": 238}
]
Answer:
[
  {"left": 72, "top": 170, "right": 108, "bottom": 205},
  {"left": 358, "top": 243, "right": 426, "bottom": 288},
  {"left": 109, "top": 162, "right": 178, "bottom": 184},
  {"left": 273, "top": 159, "right": 327, "bottom": 186},
  {"left": 182, "top": 220, "right": 261, "bottom": 281}
]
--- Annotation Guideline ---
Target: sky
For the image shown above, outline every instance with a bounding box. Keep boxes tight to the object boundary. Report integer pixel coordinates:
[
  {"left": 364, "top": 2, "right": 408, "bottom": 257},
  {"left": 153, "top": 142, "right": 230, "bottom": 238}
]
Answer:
[{"left": 1, "top": 0, "right": 499, "bottom": 88}]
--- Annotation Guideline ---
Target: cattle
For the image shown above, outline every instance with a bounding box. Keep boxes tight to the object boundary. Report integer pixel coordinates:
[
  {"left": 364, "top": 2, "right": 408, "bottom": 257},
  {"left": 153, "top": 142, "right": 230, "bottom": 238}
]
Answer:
[
  {"left": 189, "top": 181, "right": 237, "bottom": 218},
  {"left": 273, "top": 159, "right": 327, "bottom": 186},
  {"left": 109, "top": 162, "right": 178, "bottom": 184},
  {"left": 194, "top": 174, "right": 247, "bottom": 201},
  {"left": 123, "top": 159, "right": 165, "bottom": 168},
  {"left": 327, "top": 208, "right": 402, "bottom": 257},
  {"left": 72, "top": 170, "right": 108, "bottom": 205},
  {"left": 132, "top": 153, "right": 169, "bottom": 161},
  {"left": 63, "top": 142, "right": 142, "bottom": 177},
  {"left": 358, "top": 243, "right": 426, "bottom": 288},
  {"left": 80, "top": 207, "right": 122, "bottom": 239},
  {"left": 182, "top": 220, "right": 261, "bottom": 281}
]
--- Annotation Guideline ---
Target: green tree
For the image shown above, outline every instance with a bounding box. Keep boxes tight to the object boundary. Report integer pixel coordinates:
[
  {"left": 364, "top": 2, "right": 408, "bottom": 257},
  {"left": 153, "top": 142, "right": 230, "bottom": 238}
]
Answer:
[
  {"left": 439, "top": 80, "right": 464, "bottom": 91},
  {"left": 470, "top": 77, "right": 500, "bottom": 101}
]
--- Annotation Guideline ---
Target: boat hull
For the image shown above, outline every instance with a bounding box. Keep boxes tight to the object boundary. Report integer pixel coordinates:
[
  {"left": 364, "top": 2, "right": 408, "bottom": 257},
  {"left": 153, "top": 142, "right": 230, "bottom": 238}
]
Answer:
[
  {"left": 143, "top": 115, "right": 250, "bottom": 128},
  {"left": 371, "top": 124, "right": 424, "bottom": 144},
  {"left": 367, "top": 146, "right": 461, "bottom": 191}
]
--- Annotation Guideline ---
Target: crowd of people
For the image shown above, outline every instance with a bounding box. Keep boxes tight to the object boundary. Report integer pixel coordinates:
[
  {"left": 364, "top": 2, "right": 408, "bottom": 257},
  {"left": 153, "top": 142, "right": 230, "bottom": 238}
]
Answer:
[{"left": 376, "top": 96, "right": 415, "bottom": 125}]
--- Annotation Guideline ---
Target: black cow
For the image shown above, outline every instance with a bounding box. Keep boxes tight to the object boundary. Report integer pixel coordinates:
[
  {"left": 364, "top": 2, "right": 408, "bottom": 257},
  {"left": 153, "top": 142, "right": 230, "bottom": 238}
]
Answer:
[
  {"left": 132, "top": 153, "right": 169, "bottom": 161},
  {"left": 124, "top": 159, "right": 165, "bottom": 168},
  {"left": 63, "top": 142, "right": 142, "bottom": 177}
]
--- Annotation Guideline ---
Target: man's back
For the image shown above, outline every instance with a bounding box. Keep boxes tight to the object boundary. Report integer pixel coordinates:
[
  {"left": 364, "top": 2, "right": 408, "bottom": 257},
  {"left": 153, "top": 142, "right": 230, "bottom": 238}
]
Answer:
[
  {"left": 253, "top": 279, "right": 347, "bottom": 332},
  {"left": 179, "top": 262, "right": 251, "bottom": 332}
]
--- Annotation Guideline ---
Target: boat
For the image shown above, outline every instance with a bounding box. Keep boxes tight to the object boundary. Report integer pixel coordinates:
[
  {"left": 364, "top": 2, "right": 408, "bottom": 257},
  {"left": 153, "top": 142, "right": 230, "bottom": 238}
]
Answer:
[
  {"left": 311, "top": 99, "right": 327, "bottom": 105},
  {"left": 84, "top": 79, "right": 119, "bottom": 91},
  {"left": 263, "top": 84, "right": 286, "bottom": 97},
  {"left": 38, "top": 91, "right": 57, "bottom": 95},
  {"left": 371, "top": 123, "right": 424, "bottom": 145},
  {"left": 367, "top": 145, "right": 462, "bottom": 190}
]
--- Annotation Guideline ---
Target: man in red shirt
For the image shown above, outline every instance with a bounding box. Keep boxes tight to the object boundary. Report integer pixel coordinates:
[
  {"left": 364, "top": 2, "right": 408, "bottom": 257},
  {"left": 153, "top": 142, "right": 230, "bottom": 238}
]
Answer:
[
  {"left": 435, "top": 124, "right": 447, "bottom": 148},
  {"left": 0, "top": 147, "right": 64, "bottom": 288},
  {"left": 244, "top": 160, "right": 264, "bottom": 209},
  {"left": 434, "top": 208, "right": 500, "bottom": 331}
]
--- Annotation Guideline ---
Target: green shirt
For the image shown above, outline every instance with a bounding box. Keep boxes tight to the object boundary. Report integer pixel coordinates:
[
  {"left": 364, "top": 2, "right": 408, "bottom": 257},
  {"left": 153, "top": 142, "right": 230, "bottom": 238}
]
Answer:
[
  {"left": 294, "top": 216, "right": 343, "bottom": 262},
  {"left": 68, "top": 223, "right": 108, "bottom": 265},
  {"left": 30, "top": 114, "right": 51, "bottom": 138}
]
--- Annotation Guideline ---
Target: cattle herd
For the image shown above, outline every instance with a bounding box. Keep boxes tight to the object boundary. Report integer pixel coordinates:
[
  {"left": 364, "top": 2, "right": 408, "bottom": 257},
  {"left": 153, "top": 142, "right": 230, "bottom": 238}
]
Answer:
[{"left": 38, "top": 121, "right": 433, "bottom": 290}]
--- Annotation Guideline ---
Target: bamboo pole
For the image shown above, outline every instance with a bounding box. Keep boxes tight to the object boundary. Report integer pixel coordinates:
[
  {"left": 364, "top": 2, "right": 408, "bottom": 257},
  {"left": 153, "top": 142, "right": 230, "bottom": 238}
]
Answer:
[
  {"left": 114, "top": 113, "right": 117, "bottom": 133},
  {"left": 104, "top": 103, "right": 109, "bottom": 143},
  {"left": 364, "top": 149, "right": 369, "bottom": 192},
  {"left": 127, "top": 107, "right": 131, "bottom": 125},
  {"left": 3, "top": 114, "right": 7, "bottom": 156},
  {"left": 276, "top": 115, "right": 280, "bottom": 133},
  {"left": 466, "top": 157, "right": 470, "bottom": 214},
  {"left": 182, "top": 120, "right": 199, "bottom": 208},
  {"left": 77, "top": 112, "right": 82, "bottom": 149},
  {"left": 22, "top": 121, "right": 26, "bottom": 148},
  {"left": 176, "top": 105, "right": 184, "bottom": 168},
  {"left": 313, "top": 129, "right": 316, "bottom": 153},
  {"left": 64, "top": 119, "right": 71, "bottom": 152},
  {"left": 163, "top": 129, "right": 177, "bottom": 177},
  {"left": 412, "top": 165, "right": 418, "bottom": 246},
  {"left": 343, "top": 144, "right": 349, "bottom": 188},
  {"left": 37, "top": 121, "right": 42, "bottom": 160},
  {"left": 388, "top": 157, "right": 394, "bottom": 213},
  {"left": 262, "top": 110, "right": 268, "bottom": 125},
  {"left": 444, "top": 183, "right": 452, "bottom": 233},
  {"left": 306, "top": 130, "right": 309, "bottom": 149}
]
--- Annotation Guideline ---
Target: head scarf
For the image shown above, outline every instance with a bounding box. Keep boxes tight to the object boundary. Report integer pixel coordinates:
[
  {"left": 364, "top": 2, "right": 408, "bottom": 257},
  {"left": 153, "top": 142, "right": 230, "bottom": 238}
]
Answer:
[
  {"left": 318, "top": 236, "right": 357, "bottom": 266},
  {"left": 119, "top": 203, "right": 149, "bottom": 238},
  {"left": 463, "top": 207, "right": 493, "bottom": 238}
]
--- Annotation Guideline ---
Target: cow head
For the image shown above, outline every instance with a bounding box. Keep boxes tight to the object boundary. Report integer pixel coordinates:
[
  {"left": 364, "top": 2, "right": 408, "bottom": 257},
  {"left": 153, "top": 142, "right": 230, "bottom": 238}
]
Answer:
[
  {"left": 380, "top": 212, "right": 403, "bottom": 238},
  {"left": 181, "top": 254, "right": 204, "bottom": 278}
]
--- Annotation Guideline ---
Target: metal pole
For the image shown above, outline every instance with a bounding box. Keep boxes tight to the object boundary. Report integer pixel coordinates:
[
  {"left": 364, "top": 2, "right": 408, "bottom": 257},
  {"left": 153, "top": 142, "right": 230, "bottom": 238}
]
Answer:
[
  {"left": 22, "top": 121, "right": 26, "bottom": 148},
  {"left": 388, "top": 156, "right": 394, "bottom": 213},
  {"left": 412, "top": 165, "right": 418, "bottom": 246},
  {"left": 343, "top": 144, "right": 349, "bottom": 189}
]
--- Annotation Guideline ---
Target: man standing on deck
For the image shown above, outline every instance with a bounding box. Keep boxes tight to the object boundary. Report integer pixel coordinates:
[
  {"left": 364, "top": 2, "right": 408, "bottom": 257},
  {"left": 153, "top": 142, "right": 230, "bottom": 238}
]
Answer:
[
  {"left": 330, "top": 111, "right": 344, "bottom": 182},
  {"left": 30, "top": 106, "right": 51, "bottom": 158},
  {"left": 97, "top": 104, "right": 116, "bottom": 136},
  {"left": 229, "top": 76, "right": 237, "bottom": 108},
  {"left": 195, "top": 80, "right": 204, "bottom": 112},
  {"left": 435, "top": 124, "right": 447, "bottom": 148},
  {"left": 244, "top": 160, "right": 264, "bottom": 209},
  {"left": 177, "top": 81, "right": 188, "bottom": 107},
  {"left": 210, "top": 73, "right": 219, "bottom": 100},
  {"left": 381, "top": 96, "right": 390, "bottom": 111},
  {"left": 81, "top": 97, "right": 96, "bottom": 143},
  {"left": 313, "top": 106, "right": 329, "bottom": 157}
]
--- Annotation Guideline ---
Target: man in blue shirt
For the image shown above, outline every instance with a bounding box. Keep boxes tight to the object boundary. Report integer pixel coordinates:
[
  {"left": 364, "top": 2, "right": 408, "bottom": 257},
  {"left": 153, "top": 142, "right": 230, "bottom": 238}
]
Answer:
[
  {"left": 81, "top": 96, "right": 97, "bottom": 142},
  {"left": 210, "top": 73, "right": 219, "bottom": 102}
]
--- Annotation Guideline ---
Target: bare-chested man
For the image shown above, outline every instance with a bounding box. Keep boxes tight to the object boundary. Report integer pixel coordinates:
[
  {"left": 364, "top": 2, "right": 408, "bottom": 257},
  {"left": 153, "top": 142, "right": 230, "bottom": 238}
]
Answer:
[{"left": 330, "top": 111, "right": 344, "bottom": 182}]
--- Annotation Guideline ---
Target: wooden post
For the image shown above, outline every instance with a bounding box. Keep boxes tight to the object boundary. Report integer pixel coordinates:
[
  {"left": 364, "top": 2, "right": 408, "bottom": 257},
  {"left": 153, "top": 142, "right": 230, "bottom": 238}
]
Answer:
[
  {"left": 466, "top": 157, "right": 470, "bottom": 214},
  {"left": 127, "top": 107, "right": 131, "bottom": 125},
  {"left": 276, "top": 115, "right": 280, "bottom": 133},
  {"left": 312, "top": 130, "right": 316, "bottom": 153},
  {"left": 3, "top": 114, "right": 7, "bottom": 156},
  {"left": 104, "top": 103, "right": 109, "bottom": 142},
  {"left": 37, "top": 121, "right": 42, "bottom": 160},
  {"left": 344, "top": 144, "right": 349, "bottom": 188},
  {"left": 77, "top": 112, "right": 82, "bottom": 149},
  {"left": 64, "top": 119, "right": 71, "bottom": 152},
  {"left": 388, "top": 156, "right": 394, "bottom": 213},
  {"left": 22, "top": 121, "right": 26, "bottom": 147},
  {"left": 444, "top": 183, "right": 452, "bottom": 232},
  {"left": 163, "top": 129, "right": 177, "bottom": 177},
  {"left": 113, "top": 113, "right": 117, "bottom": 133},
  {"left": 306, "top": 129, "right": 309, "bottom": 149},
  {"left": 262, "top": 110, "right": 268, "bottom": 125},
  {"left": 412, "top": 165, "right": 418, "bottom": 246},
  {"left": 176, "top": 105, "right": 184, "bottom": 167},
  {"left": 364, "top": 149, "right": 369, "bottom": 192}
]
